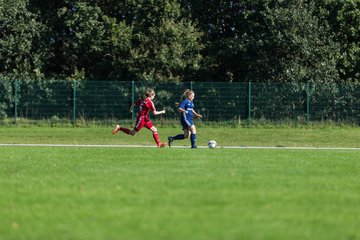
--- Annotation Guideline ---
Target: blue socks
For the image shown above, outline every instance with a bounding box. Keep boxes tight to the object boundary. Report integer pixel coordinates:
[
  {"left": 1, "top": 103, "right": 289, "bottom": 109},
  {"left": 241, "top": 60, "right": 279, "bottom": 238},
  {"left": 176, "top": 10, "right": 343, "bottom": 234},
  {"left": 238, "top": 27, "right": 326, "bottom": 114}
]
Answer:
[
  {"left": 190, "top": 133, "right": 196, "bottom": 147},
  {"left": 170, "top": 133, "right": 196, "bottom": 148},
  {"left": 173, "top": 134, "right": 185, "bottom": 140}
]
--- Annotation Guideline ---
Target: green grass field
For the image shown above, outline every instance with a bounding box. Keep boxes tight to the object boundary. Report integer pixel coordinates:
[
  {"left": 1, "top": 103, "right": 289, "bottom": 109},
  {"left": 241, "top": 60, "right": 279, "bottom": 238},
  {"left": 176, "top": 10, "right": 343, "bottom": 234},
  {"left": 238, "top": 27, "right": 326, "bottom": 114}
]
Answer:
[
  {"left": 1, "top": 126, "right": 360, "bottom": 240},
  {"left": 0, "top": 125, "right": 359, "bottom": 147}
]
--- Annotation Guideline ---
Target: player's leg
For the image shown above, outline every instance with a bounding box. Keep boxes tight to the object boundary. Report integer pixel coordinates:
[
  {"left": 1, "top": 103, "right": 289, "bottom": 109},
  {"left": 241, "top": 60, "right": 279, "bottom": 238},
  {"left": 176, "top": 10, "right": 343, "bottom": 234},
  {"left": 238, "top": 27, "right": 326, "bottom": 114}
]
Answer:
[
  {"left": 113, "top": 117, "right": 142, "bottom": 136},
  {"left": 113, "top": 124, "right": 138, "bottom": 135},
  {"left": 112, "top": 124, "right": 132, "bottom": 135},
  {"left": 168, "top": 118, "right": 190, "bottom": 147},
  {"left": 183, "top": 129, "right": 190, "bottom": 138},
  {"left": 147, "top": 122, "right": 166, "bottom": 147},
  {"left": 168, "top": 130, "right": 186, "bottom": 147},
  {"left": 189, "top": 125, "right": 197, "bottom": 148}
]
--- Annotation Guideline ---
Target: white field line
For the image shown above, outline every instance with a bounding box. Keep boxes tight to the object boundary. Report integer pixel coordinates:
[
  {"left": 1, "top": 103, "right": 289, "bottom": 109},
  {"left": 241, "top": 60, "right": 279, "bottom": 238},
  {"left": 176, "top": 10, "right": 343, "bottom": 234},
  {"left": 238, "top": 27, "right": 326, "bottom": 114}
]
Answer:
[{"left": 0, "top": 143, "right": 359, "bottom": 151}]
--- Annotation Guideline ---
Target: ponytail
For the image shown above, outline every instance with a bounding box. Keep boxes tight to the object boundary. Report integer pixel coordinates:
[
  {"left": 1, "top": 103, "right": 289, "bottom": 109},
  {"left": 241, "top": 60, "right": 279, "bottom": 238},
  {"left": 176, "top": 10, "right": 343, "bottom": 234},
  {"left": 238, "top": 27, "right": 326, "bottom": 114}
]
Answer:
[
  {"left": 180, "top": 89, "right": 194, "bottom": 102},
  {"left": 175, "top": 89, "right": 194, "bottom": 106}
]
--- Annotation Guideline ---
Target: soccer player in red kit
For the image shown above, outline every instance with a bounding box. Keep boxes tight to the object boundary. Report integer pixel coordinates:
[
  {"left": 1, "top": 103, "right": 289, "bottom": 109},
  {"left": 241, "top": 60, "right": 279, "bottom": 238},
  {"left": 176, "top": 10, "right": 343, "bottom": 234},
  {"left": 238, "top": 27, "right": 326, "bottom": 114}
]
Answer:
[{"left": 112, "top": 88, "right": 167, "bottom": 147}]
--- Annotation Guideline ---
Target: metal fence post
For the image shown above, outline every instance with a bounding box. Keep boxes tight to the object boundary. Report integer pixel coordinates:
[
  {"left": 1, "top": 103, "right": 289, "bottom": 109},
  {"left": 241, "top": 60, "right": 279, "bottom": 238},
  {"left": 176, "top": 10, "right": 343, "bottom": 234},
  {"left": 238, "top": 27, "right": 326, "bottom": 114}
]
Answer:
[
  {"left": 306, "top": 81, "right": 311, "bottom": 127},
  {"left": 14, "top": 79, "right": 18, "bottom": 122},
  {"left": 73, "top": 80, "right": 77, "bottom": 124},
  {"left": 190, "top": 81, "right": 193, "bottom": 91},
  {"left": 131, "top": 81, "right": 135, "bottom": 124},
  {"left": 248, "top": 81, "right": 252, "bottom": 127}
]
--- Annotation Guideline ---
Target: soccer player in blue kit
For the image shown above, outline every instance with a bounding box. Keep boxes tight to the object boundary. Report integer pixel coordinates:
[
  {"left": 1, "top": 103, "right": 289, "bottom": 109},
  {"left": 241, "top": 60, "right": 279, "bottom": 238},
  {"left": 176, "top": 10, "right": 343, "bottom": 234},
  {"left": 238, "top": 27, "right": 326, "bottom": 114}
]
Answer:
[{"left": 168, "top": 89, "right": 202, "bottom": 148}]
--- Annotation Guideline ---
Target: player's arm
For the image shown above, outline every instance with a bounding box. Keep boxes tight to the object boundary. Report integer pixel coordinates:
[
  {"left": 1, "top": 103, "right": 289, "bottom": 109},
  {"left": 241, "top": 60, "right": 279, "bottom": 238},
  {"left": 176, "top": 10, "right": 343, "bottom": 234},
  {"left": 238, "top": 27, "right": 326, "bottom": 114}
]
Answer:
[
  {"left": 178, "top": 107, "right": 188, "bottom": 114},
  {"left": 150, "top": 101, "right": 165, "bottom": 115},
  {"left": 128, "top": 103, "right": 135, "bottom": 113},
  {"left": 129, "top": 99, "right": 141, "bottom": 113},
  {"left": 178, "top": 101, "right": 188, "bottom": 113},
  {"left": 153, "top": 109, "right": 165, "bottom": 115},
  {"left": 192, "top": 109, "right": 202, "bottom": 118}
]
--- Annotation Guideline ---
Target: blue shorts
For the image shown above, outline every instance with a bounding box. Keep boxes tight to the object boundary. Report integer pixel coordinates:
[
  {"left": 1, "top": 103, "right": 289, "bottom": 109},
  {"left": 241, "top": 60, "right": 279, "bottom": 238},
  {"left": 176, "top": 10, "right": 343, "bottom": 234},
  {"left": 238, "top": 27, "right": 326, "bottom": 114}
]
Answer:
[{"left": 181, "top": 116, "right": 193, "bottom": 130}]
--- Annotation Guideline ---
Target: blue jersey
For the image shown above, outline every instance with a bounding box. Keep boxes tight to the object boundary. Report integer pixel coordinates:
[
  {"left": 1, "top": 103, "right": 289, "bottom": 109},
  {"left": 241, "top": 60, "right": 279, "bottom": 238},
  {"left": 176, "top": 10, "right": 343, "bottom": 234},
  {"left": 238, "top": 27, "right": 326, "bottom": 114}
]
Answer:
[{"left": 179, "top": 99, "right": 194, "bottom": 129}]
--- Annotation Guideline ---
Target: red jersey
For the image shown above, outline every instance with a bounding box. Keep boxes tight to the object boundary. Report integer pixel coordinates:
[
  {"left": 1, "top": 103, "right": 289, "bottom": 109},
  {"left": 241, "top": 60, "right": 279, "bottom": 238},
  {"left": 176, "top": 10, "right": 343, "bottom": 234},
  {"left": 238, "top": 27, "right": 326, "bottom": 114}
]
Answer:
[{"left": 135, "top": 98, "right": 156, "bottom": 117}]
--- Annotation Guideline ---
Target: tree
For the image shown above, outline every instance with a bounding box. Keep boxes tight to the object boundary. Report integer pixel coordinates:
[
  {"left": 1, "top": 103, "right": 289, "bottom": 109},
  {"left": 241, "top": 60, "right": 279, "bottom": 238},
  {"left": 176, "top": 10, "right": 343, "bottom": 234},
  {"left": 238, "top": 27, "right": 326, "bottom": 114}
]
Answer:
[
  {"left": 181, "top": 0, "right": 341, "bottom": 83},
  {"left": 0, "top": 0, "right": 45, "bottom": 79},
  {"left": 103, "top": 0, "right": 203, "bottom": 82},
  {"left": 315, "top": 0, "right": 360, "bottom": 82},
  {"left": 255, "top": 0, "right": 341, "bottom": 83},
  {"left": 29, "top": 0, "right": 203, "bottom": 82}
]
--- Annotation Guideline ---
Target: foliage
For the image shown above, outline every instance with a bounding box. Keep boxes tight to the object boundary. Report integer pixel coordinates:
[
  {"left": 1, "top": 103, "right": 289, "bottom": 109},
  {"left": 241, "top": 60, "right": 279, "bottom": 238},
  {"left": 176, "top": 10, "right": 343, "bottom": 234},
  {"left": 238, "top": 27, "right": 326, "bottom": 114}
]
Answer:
[
  {"left": 315, "top": 0, "right": 360, "bottom": 82},
  {"left": 0, "top": 0, "right": 45, "bottom": 79},
  {"left": 185, "top": 0, "right": 341, "bottom": 83},
  {"left": 25, "top": 0, "right": 203, "bottom": 82},
  {"left": 0, "top": 80, "right": 12, "bottom": 118},
  {"left": 1, "top": 0, "right": 360, "bottom": 83},
  {"left": 259, "top": 0, "right": 340, "bottom": 83}
]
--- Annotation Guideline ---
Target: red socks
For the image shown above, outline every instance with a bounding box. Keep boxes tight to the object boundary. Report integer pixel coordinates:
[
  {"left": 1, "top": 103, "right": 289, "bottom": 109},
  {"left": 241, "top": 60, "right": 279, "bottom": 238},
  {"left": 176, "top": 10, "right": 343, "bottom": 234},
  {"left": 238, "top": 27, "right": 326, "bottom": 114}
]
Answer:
[
  {"left": 153, "top": 132, "right": 161, "bottom": 146},
  {"left": 120, "top": 127, "right": 131, "bottom": 135},
  {"left": 120, "top": 128, "right": 161, "bottom": 146}
]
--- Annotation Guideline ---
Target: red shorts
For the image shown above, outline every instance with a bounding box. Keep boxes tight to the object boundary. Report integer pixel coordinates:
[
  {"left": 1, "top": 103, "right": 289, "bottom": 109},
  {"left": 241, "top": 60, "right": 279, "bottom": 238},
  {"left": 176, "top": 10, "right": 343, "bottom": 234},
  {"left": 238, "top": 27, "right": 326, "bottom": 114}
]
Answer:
[{"left": 134, "top": 116, "right": 154, "bottom": 132}]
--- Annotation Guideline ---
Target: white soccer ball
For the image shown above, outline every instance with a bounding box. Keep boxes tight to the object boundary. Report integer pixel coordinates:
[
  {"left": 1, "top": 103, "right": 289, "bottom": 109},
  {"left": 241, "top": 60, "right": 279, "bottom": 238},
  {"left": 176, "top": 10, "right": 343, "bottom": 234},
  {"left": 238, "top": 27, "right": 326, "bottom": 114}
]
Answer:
[{"left": 208, "top": 140, "right": 217, "bottom": 149}]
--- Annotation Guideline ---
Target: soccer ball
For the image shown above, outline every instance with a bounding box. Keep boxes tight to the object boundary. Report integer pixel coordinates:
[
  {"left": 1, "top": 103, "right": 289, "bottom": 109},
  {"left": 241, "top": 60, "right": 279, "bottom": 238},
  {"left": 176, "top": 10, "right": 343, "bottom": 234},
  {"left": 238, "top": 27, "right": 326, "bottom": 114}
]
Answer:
[{"left": 208, "top": 140, "right": 217, "bottom": 149}]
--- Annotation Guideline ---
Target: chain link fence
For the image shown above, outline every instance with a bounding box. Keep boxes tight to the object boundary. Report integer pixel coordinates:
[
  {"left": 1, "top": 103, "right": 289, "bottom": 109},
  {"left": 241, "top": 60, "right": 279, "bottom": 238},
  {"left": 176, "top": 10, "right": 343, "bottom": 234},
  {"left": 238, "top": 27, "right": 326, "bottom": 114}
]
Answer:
[{"left": 0, "top": 80, "right": 359, "bottom": 125}]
